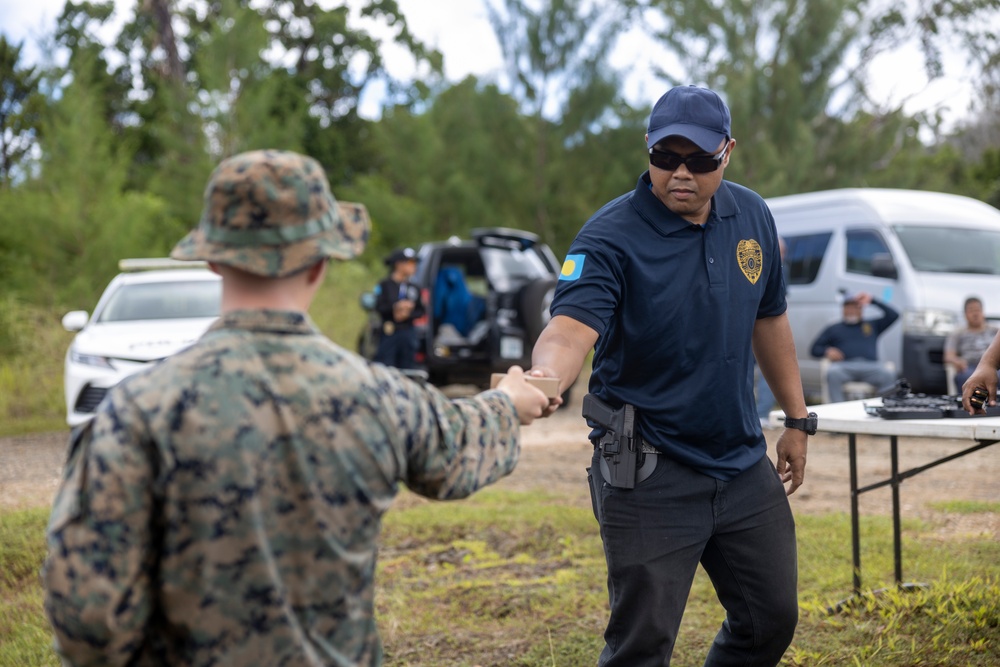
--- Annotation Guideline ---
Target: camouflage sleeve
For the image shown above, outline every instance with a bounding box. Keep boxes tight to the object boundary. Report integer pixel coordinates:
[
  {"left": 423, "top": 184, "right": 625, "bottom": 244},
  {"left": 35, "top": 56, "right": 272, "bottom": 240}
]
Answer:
[
  {"left": 369, "top": 365, "right": 521, "bottom": 500},
  {"left": 42, "top": 395, "right": 159, "bottom": 667}
]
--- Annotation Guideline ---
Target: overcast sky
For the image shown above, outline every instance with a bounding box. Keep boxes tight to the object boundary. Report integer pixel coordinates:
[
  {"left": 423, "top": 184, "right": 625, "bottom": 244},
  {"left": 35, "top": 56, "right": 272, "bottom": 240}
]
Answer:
[{"left": 0, "top": 0, "right": 977, "bottom": 128}]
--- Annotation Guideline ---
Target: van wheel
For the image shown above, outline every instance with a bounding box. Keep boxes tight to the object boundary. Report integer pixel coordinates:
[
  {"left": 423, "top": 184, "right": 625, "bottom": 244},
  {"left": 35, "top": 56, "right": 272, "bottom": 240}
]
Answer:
[{"left": 520, "top": 278, "right": 557, "bottom": 343}]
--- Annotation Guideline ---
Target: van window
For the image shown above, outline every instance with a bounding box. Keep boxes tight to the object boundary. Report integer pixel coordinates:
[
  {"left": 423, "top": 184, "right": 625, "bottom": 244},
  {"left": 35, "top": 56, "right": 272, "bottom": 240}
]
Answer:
[
  {"left": 893, "top": 225, "right": 1000, "bottom": 275},
  {"left": 784, "top": 233, "right": 831, "bottom": 285},
  {"left": 845, "top": 230, "right": 892, "bottom": 276}
]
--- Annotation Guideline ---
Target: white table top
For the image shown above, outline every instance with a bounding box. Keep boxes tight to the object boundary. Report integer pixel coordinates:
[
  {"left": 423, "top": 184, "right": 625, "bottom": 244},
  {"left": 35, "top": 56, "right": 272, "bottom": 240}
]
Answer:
[{"left": 769, "top": 399, "right": 1000, "bottom": 441}]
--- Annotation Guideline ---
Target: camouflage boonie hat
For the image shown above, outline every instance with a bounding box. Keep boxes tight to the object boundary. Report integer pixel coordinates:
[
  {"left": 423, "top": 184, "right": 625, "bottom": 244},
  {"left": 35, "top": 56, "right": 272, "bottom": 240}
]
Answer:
[{"left": 171, "top": 149, "right": 369, "bottom": 277}]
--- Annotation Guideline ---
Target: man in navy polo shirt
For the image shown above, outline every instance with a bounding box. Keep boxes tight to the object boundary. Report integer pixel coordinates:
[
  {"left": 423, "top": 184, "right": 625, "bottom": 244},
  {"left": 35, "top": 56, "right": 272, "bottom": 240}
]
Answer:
[{"left": 529, "top": 85, "right": 811, "bottom": 666}]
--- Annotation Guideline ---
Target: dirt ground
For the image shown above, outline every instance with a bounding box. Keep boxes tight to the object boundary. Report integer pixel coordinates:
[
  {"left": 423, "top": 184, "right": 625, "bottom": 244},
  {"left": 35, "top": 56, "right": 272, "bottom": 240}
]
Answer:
[{"left": 2, "top": 390, "right": 997, "bottom": 540}]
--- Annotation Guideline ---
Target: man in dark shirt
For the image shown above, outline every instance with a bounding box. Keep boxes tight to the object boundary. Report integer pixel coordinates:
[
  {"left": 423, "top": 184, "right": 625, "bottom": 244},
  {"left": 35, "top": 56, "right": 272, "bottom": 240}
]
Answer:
[
  {"left": 529, "top": 84, "right": 809, "bottom": 666},
  {"left": 374, "top": 246, "right": 425, "bottom": 369},
  {"left": 810, "top": 291, "right": 899, "bottom": 402}
]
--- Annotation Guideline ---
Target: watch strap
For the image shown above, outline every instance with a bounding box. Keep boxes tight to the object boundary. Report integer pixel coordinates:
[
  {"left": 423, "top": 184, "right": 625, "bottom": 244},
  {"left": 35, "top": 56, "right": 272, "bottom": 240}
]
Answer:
[{"left": 784, "top": 412, "right": 818, "bottom": 435}]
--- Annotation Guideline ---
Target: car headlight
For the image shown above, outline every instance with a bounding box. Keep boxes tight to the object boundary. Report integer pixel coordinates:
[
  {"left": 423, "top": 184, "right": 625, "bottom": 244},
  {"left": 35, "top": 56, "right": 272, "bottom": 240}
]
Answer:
[
  {"left": 902, "top": 309, "right": 959, "bottom": 337},
  {"left": 69, "top": 349, "right": 115, "bottom": 368}
]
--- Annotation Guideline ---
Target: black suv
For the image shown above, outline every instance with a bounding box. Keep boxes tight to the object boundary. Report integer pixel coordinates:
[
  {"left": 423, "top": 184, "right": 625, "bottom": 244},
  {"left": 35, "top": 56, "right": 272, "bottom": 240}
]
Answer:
[{"left": 359, "top": 228, "right": 561, "bottom": 389}]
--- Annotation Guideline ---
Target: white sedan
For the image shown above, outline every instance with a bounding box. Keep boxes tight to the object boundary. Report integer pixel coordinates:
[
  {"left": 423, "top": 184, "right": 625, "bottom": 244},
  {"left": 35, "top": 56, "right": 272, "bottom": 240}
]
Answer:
[{"left": 61, "top": 259, "right": 221, "bottom": 427}]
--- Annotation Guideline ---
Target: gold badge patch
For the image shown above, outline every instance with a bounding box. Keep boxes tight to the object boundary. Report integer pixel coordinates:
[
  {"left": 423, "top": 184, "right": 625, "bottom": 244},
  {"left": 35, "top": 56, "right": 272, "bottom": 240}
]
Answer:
[{"left": 737, "top": 239, "right": 763, "bottom": 284}]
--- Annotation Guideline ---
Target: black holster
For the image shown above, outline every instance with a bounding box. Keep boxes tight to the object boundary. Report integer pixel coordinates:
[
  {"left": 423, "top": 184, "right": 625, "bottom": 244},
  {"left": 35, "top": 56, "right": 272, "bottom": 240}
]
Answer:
[{"left": 583, "top": 393, "right": 642, "bottom": 489}]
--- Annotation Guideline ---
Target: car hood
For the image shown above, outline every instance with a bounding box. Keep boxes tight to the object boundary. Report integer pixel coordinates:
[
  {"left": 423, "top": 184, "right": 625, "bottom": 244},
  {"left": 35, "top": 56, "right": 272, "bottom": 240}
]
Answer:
[
  {"left": 72, "top": 317, "right": 218, "bottom": 361},
  {"left": 909, "top": 272, "right": 1000, "bottom": 315}
]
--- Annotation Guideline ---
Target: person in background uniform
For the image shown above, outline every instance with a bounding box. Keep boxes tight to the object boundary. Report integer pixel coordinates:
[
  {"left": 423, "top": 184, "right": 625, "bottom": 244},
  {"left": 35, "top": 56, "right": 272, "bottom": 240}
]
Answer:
[
  {"left": 528, "top": 85, "right": 810, "bottom": 667},
  {"left": 944, "top": 296, "right": 999, "bottom": 390},
  {"left": 373, "top": 246, "right": 424, "bottom": 369},
  {"left": 41, "top": 150, "right": 549, "bottom": 667},
  {"left": 810, "top": 291, "right": 899, "bottom": 402}
]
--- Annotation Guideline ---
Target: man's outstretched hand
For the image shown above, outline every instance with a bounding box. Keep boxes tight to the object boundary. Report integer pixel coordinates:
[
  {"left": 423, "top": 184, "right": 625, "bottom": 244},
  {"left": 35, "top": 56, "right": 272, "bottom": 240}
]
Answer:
[{"left": 496, "top": 366, "right": 551, "bottom": 425}]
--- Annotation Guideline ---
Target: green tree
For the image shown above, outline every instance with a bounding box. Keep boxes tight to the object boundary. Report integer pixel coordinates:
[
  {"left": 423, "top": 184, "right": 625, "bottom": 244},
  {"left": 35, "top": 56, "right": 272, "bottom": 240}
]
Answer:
[
  {"left": 37, "top": 0, "right": 445, "bottom": 232},
  {"left": 485, "top": 0, "right": 639, "bottom": 245},
  {"left": 0, "top": 37, "right": 43, "bottom": 188},
  {"left": 358, "top": 78, "right": 533, "bottom": 251},
  {"left": 185, "top": 0, "right": 282, "bottom": 158},
  {"left": 642, "top": 0, "right": 876, "bottom": 195},
  {"left": 0, "top": 51, "right": 170, "bottom": 307},
  {"left": 909, "top": 0, "right": 1000, "bottom": 111},
  {"left": 52, "top": 1, "right": 133, "bottom": 130},
  {"left": 359, "top": 73, "right": 646, "bottom": 260},
  {"left": 640, "top": 0, "right": 1000, "bottom": 197},
  {"left": 970, "top": 147, "right": 1000, "bottom": 206},
  {"left": 92, "top": 0, "right": 441, "bottom": 200}
]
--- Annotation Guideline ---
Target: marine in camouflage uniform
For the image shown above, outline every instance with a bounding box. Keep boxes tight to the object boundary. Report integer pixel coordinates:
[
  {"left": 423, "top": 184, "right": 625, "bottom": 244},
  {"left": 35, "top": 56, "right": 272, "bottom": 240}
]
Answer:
[{"left": 42, "top": 150, "right": 548, "bottom": 666}]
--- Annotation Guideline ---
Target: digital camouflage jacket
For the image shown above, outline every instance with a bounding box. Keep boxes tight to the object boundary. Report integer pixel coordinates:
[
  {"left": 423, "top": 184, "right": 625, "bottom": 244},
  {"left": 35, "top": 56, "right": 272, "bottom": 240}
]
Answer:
[{"left": 43, "top": 309, "right": 521, "bottom": 667}]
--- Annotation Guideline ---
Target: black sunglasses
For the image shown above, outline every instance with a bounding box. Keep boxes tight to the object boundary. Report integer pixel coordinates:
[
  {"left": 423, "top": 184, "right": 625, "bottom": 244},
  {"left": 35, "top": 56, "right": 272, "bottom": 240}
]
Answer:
[{"left": 648, "top": 143, "right": 728, "bottom": 174}]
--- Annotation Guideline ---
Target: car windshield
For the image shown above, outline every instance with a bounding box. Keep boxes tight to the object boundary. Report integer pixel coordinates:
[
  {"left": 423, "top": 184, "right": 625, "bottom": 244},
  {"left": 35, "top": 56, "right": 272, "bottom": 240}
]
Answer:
[
  {"left": 98, "top": 280, "right": 221, "bottom": 322},
  {"left": 481, "top": 247, "right": 552, "bottom": 291},
  {"left": 893, "top": 225, "right": 1000, "bottom": 275}
]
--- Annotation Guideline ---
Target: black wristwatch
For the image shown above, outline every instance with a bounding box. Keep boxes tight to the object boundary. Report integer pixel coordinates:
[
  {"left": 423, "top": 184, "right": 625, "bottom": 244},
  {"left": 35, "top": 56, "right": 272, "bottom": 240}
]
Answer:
[{"left": 784, "top": 412, "right": 818, "bottom": 435}]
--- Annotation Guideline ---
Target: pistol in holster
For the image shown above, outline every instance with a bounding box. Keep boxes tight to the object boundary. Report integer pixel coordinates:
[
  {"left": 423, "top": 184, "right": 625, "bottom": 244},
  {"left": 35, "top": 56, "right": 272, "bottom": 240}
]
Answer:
[{"left": 582, "top": 393, "right": 655, "bottom": 489}]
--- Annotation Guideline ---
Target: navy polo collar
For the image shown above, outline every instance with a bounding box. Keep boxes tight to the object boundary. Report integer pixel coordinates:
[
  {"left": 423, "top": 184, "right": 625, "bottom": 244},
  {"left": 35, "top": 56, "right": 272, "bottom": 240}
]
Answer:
[{"left": 630, "top": 171, "right": 740, "bottom": 234}]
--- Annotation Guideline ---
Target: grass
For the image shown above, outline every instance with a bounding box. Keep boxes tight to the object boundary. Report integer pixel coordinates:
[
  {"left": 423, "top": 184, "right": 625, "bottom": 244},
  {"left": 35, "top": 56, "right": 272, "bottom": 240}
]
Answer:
[
  {"left": 928, "top": 500, "right": 1000, "bottom": 514},
  {"left": 0, "top": 508, "right": 59, "bottom": 667},
  {"left": 5, "top": 491, "right": 996, "bottom": 667},
  {"left": 0, "top": 296, "right": 68, "bottom": 437}
]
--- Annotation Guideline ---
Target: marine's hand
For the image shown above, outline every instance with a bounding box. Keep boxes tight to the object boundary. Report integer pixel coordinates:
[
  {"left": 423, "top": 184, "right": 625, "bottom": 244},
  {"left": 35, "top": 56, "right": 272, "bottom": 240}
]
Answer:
[
  {"left": 528, "top": 366, "right": 563, "bottom": 417},
  {"left": 775, "top": 429, "right": 808, "bottom": 496},
  {"left": 498, "top": 366, "right": 549, "bottom": 425},
  {"left": 824, "top": 347, "right": 845, "bottom": 362}
]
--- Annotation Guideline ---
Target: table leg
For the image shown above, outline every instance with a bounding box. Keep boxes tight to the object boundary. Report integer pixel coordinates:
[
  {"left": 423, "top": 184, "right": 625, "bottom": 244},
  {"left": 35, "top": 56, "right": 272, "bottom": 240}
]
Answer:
[
  {"left": 849, "top": 433, "right": 861, "bottom": 596},
  {"left": 891, "top": 435, "right": 902, "bottom": 585}
]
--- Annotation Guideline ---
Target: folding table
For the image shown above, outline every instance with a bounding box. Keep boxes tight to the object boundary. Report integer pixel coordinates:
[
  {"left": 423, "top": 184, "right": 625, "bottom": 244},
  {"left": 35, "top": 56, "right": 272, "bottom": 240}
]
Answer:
[{"left": 770, "top": 399, "right": 1000, "bottom": 606}]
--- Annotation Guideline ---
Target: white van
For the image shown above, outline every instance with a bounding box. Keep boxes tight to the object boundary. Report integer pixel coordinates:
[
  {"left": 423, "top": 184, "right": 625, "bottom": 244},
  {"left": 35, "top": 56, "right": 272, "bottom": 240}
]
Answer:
[{"left": 765, "top": 188, "right": 1000, "bottom": 399}]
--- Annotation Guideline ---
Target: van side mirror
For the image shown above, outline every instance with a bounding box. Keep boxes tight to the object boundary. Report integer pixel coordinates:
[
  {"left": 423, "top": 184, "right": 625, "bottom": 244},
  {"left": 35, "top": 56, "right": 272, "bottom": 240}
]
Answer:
[{"left": 870, "top": 253, "right": 897, "bottom": 280}]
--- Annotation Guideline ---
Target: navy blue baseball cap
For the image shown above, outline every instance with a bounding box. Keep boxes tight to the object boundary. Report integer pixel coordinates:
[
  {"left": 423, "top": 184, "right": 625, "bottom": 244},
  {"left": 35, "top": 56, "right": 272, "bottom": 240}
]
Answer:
[
  {"left": 384, "top": 246, "right": 416, "bottom": 266},
  {"left": 646, "top": 85, "right": 731, "bottom": 152}
]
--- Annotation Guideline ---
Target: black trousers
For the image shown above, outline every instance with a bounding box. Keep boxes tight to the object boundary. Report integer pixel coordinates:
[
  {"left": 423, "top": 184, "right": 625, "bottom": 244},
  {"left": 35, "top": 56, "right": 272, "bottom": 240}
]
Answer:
[
  {"left": 588, "top": 449, "right": 798, "bottom": 667},
  {"left": 373, "top": 326, "right": 417, "bottom": 370}
]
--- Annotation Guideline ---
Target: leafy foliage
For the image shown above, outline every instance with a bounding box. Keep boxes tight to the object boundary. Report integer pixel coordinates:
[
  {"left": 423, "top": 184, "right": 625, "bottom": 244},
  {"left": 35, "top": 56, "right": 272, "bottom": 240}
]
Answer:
[{"left": 0, "top": 37, "right": 44, "bottom": 187}]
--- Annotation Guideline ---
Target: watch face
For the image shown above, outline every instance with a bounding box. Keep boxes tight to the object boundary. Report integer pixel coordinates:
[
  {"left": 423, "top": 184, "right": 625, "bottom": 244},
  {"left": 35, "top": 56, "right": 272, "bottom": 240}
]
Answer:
[{"left": 806, "top": 413, "right": 818, "bottom": 434}]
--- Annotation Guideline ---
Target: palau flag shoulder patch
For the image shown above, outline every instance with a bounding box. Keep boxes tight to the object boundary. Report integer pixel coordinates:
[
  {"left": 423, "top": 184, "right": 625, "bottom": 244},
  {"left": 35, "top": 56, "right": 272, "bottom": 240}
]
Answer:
[{"left": 559, "top": 254, "right": 586, "bottom": 281}]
